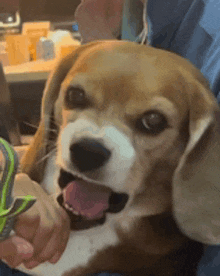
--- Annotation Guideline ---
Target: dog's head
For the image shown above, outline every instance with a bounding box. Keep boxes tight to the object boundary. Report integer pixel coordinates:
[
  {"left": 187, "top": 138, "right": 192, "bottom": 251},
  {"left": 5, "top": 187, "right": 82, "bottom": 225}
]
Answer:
[{"left": 21, "top": 40, "right": 220, "bottom": 244}]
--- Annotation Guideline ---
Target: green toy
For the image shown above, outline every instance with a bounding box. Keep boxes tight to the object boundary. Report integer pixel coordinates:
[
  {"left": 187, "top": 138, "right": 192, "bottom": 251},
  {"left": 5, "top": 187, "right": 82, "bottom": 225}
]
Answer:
[{"left": 0, "top": 138, "right": 36, "bottom": 240}]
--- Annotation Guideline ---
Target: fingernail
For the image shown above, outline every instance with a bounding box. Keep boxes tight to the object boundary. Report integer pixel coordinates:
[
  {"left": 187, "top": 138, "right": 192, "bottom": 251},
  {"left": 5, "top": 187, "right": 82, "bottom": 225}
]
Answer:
[
  {"left": 12, "top": 236, "right": 34, "bottom": 257},
  {"left": 17, "top": 244, "right": 34, "bottom": 258},
  {"left": 49, "top": 252, "right": 61, "bottom": 264}
]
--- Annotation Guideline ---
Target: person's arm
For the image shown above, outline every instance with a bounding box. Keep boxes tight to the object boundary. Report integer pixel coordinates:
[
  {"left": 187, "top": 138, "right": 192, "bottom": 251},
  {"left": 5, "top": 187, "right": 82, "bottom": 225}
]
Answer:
[{"left": 75, "top": 0, "right": 124, "bottom": 44}]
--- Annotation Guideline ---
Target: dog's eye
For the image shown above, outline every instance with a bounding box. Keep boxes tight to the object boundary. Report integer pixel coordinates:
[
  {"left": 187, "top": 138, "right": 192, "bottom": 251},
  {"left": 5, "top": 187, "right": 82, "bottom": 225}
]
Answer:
[
  {"left": 65, "top": 87, "right": 87, "bottom": 109},
  {"left": 139, "top": 111, "right": 168, "bottom": 135}
]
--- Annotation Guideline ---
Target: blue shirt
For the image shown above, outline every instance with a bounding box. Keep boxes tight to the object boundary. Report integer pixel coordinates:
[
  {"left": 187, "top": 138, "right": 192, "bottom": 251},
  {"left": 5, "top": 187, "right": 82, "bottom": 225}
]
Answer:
[{"left": 121, "top": 0, "right": 220, "bottom": 102}]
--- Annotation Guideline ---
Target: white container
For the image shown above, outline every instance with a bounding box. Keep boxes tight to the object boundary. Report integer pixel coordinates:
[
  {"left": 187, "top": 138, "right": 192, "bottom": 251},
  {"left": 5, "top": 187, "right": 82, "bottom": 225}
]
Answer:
[{"left": 37, "top": 37, "right": 55, "bottom": 60}]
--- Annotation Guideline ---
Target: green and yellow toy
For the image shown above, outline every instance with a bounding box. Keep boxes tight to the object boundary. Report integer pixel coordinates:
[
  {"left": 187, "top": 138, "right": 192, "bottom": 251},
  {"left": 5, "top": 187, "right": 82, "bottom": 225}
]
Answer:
[{"left": 0, "top": 138, "right": 36, "bottom": 240}]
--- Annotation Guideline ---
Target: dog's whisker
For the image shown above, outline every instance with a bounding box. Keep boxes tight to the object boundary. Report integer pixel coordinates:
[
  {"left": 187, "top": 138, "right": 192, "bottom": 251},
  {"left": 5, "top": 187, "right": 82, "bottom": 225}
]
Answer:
[
  {"left": 22, "top": 121, "right": 39, "bottom": 130},
  {"left": 36, "top": 148, "right": 57, "bottom": 165},
  {"left": 48, "top": 115, "right": 61, "bottom": 128},
  {"left": 48, "top": 128, "right": 58, "bottom": 133},
  {"left": 22, "top": 121, "right": 59, "bottom": 134},
  {"left": 40, "top": 139, "right": 56, "bottom": 147}
]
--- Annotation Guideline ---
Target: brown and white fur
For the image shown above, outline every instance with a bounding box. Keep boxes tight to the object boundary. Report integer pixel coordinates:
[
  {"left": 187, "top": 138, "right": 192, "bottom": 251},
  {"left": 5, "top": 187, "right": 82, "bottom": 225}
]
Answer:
[{"left": 18, "top": 40, "right": 220, "bottom": 276}]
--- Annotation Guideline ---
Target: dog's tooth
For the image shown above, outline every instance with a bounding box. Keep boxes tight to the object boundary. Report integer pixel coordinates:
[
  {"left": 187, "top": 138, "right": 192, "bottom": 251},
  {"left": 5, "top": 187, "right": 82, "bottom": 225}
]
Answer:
[
  {"left": 65, "top": 203, "right": 73, "bottom": 211},
  {"left": 64, "top": 203, "right": 80, "bottom": 215},
  {"left": 73, "top": 210, "right": 80, "bottom": 215}
]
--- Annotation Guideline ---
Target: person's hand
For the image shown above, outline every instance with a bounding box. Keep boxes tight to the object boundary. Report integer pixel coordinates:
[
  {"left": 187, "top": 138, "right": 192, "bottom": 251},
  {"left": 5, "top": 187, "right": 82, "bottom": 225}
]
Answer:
[
  {"left": 7, "top": 173, "right": 70, "bottom": 269},
  {"left": 0, "top": 235, "right": 34, "bottom": 265},
  {"left": 75, "top": 0, "right": 124, "bottom": 43}
]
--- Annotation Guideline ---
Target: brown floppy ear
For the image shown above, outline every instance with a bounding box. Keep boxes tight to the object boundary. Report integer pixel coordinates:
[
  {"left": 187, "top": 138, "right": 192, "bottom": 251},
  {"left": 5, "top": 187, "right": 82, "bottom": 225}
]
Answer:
[
  {"left": 20, "top": 41, "right": 108, "bottom": 183},
  {"left": 173, "top": 81, "right": 220, "bottom": 245},
  {"left": 20, "top": 53, "right": 74, "bottom": 183}
]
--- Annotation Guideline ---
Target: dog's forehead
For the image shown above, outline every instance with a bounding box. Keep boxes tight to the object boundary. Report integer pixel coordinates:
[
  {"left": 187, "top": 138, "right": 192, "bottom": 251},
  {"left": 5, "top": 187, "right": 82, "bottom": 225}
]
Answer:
[
  {"left": 63, "top": 42, "right": 202, "bottom": 114},
  {"left": 70, "top": 44, "right": 179, "bottom": 75},
  {"left": 70, "top": 42, "right": 196, "bottom": 75}
]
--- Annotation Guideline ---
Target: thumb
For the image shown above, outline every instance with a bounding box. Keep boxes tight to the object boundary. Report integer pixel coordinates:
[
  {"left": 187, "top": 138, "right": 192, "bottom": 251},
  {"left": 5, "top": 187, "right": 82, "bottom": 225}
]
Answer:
[{"left": 0, "top": 236, "right": 34, "bottom": 259}]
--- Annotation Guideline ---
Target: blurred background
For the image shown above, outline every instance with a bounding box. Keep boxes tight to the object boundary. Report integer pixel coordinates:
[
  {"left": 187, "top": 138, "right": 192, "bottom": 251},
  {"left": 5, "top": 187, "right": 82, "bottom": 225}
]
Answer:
[
  {"left": 0, "top": 0, "right": 81, "bottom": 35},
  {"left": 0, "top": 0, "right": 81, "bottom": 145}
]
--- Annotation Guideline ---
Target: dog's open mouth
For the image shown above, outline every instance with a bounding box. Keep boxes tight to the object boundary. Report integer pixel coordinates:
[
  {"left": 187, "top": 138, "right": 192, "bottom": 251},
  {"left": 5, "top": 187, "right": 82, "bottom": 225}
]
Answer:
[{"left": 57, "top": 169, "right": 129, "bottom": 230}]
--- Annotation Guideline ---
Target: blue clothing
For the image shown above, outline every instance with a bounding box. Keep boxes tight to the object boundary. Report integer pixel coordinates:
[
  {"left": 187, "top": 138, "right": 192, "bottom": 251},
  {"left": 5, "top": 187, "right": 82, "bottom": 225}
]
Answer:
[
  {"left": 0, "top": 261, "right": 29, "bottom": 275},
  {"left": 1, "top": 0, "right": 220, "bottom": 275},
  {"left": 122, "top": 0, "right": 220, "bottom": 103},
  {"left": 197, "top": 246, "right": 220, "bottom": 276}
]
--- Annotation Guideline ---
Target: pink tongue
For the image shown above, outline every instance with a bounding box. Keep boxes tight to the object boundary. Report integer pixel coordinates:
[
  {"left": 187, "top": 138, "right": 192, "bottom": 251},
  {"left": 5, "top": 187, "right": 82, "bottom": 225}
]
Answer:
[{"left": 63, "top": 180, "right": 111, "bottom": 220}]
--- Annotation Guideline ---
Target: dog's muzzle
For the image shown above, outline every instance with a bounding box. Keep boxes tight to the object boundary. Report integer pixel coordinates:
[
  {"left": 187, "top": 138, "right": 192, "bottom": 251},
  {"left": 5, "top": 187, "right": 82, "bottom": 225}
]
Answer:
[{"left": 57, "top": 138, "right": 129, "bottom": 230}]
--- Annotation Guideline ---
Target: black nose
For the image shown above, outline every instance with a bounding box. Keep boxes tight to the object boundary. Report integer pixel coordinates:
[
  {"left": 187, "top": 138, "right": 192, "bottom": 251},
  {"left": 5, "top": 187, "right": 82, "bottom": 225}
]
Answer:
[{"left": 70, "top": 138, "right": 111, "bottom": 172}]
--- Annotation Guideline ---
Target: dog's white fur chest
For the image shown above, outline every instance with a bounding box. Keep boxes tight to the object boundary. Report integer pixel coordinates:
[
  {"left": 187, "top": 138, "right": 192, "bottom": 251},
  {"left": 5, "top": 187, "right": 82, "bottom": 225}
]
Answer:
[{"left": 19, "top": 225, "right": 119, "bottom": 276}]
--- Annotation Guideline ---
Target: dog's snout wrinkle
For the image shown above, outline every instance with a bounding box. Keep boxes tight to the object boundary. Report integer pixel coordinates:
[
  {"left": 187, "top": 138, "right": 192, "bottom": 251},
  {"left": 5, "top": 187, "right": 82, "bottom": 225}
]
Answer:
[{"left": 70, "top": 138, "right": 111, "bottom": 172}]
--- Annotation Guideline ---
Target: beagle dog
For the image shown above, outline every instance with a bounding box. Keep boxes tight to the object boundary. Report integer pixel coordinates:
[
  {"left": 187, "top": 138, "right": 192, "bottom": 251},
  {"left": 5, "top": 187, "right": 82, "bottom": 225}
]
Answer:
[{"left": 19, "top": 40, "right": 220, "bottom": 276}]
